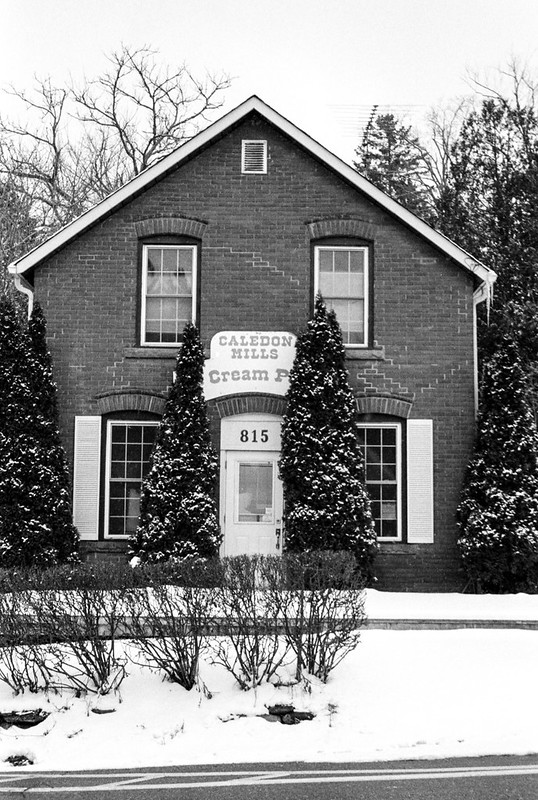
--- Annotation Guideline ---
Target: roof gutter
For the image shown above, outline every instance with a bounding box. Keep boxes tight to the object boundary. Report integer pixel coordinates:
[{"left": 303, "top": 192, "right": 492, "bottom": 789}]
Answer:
[
  {"left": 12, "top": 271, "right": 34, "bottom": 318},
  {"left": 472, "top": 272, "right": 497, "bottom": 416}
]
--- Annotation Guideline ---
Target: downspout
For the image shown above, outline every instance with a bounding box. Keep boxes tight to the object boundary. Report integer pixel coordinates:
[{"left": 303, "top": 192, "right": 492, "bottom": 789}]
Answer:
[
  {"left": 10, "top": 270, "right": 34, "bottom": 318},
  {"left": 472, "top": 274, "right": 496, "bottom": 417}
]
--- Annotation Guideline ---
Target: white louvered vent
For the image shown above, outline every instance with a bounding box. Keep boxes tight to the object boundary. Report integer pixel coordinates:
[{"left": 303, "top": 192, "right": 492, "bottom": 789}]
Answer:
[
  {"left": 407, "top": 419, "right": 434, "bottom": 543},
  {"left": 73, "top": 416, "right": 102, "bottom": 540},
  {"left": 241, "top": 140, "right": 267, "bottom": 174}
]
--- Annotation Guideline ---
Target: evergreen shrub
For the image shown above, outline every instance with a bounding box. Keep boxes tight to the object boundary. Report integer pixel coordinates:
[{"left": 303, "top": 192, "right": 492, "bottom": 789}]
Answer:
[
  {"left": 0, "top": 299, "right": 78, "bottom": 567},
  {"left": 129, "top": 324, "right": 221, "bottom": 562},
  {"left": 279, "top": 296, "right": 377, "bottom": 578},
  {"left": 458, "top": 340, "right": 538, "bottom": 592}
]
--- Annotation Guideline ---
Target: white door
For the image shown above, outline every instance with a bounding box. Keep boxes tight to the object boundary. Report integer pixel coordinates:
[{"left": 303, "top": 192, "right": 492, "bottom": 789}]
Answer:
[{"left": 224, "top": 450, "right": 283, "bottom": 555}]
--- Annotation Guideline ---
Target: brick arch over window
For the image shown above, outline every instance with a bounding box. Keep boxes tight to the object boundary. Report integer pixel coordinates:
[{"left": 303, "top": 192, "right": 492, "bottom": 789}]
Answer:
[
  {"left": 307, "top": 218, "right": 378, "bottom": 241},
  {"left": 356, "top": 394, "right": 413, "bottom": 419},
  {"left": 134, "top": 217, "right": 208, "bottom": 239},
  {"left": 213, "top": 394, "right": 287, "bottom": 419},
  {"left": 96, "top": 390, "right": 166, "bottom": 416}
]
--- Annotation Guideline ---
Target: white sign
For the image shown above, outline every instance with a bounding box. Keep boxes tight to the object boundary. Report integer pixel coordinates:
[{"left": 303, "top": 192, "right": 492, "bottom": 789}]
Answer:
[
  {"left": 220, "top": 418, "right": 282, "bottom": 451},
  {"left": 203, "top": 331, "right": 296, "bottom": 401}
]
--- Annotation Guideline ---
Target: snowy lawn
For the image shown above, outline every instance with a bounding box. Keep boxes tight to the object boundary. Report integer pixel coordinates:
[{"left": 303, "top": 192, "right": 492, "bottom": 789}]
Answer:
[{"left": 1, "top": 591, "right": 537, "bottom": 771}]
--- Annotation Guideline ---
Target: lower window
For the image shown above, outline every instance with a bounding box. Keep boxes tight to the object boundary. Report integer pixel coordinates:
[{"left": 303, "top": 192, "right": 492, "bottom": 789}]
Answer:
[
  {"left": 357, "top": 423, "right": 402, "bottom": 541},
  {"left": 105, "top": 421, "right": 158, "bottom": 537}
]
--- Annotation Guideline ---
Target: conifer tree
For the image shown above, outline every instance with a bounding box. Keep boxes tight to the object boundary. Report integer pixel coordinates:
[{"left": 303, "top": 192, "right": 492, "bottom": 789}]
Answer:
[
  {"left": 354, "top": 113, "right": 432, "bottom": 221},
  {"left": 130, "top": 323, "right": 221, "bottom": 562},
  {"left": 279, "top": 296, "right": 377, "bottom": 577},
  {"left": 457, "top": 339, "right": 538, "bottom": 592},
  {"left": 0, "top": 298, "right": 78, "bottom": 566},
  {"left": 27, "top": 302, "right": 79, "bottom": 562}
]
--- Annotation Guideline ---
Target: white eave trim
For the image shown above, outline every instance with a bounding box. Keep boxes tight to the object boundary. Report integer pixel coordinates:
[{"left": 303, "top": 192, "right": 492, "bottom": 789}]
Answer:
[{"left": 7, "top": 95, "right": 496, "bottom": 290}]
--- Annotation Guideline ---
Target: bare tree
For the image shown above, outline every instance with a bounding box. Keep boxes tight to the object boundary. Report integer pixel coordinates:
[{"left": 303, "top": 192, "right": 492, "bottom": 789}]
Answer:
[
  {"left": 0, "top": 45, "right": 230, "bottom": 295},
  {"left": 72, "top": 45, "right": 231, "bottom": 177}
]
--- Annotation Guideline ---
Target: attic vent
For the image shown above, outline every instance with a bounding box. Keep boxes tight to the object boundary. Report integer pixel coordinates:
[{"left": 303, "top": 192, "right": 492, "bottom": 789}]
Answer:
[{"left": 242, "top": 140, "right": 267, "bottom": 174}]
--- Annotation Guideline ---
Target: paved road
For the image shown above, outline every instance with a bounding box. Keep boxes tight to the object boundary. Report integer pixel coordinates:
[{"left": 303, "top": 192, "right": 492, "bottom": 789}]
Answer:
[{"left": 1, "top": 756, "right": 538, "bottom": 798}]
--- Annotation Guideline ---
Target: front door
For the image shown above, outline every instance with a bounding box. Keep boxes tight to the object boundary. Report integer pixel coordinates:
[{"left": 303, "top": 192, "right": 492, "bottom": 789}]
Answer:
[{"left": 224, "top": 450, "right": 283, "bottom": 555}]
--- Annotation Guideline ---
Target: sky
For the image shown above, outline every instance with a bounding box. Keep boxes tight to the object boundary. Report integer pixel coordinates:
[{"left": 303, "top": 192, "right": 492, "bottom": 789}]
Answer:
[{"left": 1, "top": 0, "right": 538, "bottom": 162}]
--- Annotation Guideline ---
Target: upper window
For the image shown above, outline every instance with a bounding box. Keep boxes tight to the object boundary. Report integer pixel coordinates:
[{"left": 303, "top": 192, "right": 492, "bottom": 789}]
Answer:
[
  {"left": 314, "top": 245, "right": 369, "bottom": 346},
  {"left": 105, "top": 421, "right": 158, "bottom": 538},
  {"left": 241, "top": 140, "right": 267, "bottom": 174},
  {"left": 357, "top": 423, "right": 402, "bottom": 541},
  {"left": 141, "top": 244, "right": 197, "bottom": 346}
]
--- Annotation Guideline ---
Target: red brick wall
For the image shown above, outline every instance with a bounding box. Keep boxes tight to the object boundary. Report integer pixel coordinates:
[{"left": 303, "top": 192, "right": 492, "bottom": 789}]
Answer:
[{"left": 32, "top": 112, "right": 477, "bottom": 590}]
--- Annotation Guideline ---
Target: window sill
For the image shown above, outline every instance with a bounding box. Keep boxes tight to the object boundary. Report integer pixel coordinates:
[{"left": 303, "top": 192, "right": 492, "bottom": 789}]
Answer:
[
  {"left": 124, "top": 347, "right": 178, "bottom": 359},
  {"left": 345, "top": 346, "right": 385, "bottom": 361}
]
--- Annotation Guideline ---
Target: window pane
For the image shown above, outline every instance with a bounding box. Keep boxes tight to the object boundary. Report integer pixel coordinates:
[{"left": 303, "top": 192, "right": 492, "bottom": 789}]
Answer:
[
  {"left": 366, "top": 464, "right": 381, "bottom": 482},
  {"left": 110, "top": 461, "right": 125, "bottom": 479},
  {"left": 111, "top": 443, "right": 124, "bottom": 460},
  {"left": 144, "top": 246, "right": 194, "bottom": 343},
  {"left": 109, "top": 499, "right": 124, "bottom": 517},
  {"left": 109, "top": 517, "right": 125, "bottom": 536},
  {"left": 333, "top": 271, "right": 350, "bottom": 296},
  {"left": 383, "top": 428, "right": 396, "bottom": 446},
  {"left": 176, "top": 297, "right": 192, "bottom": 325},
  {"left": 146, "top": 274, "right": 162, "bottom": 296},
  {"left": 162, "top": 248, "right": 178, "bottom": 271},
  {"left": 178, "top": 249, "right": 193, "bottom": 272},
  {"left": 359, "top": 426, "right": 400, "bottom": 540},
  {"left": 126, "top": 461, "right": 141, "bottom": 480},
  {"left": 127, "top": 426, "right": 143, "bottom": 443},
  {"left": 333, "top": 250, "right": 348, "bottom": 272},
  {"left": 108, "top": 424, "right": 158, "bottom": 537},
  {"left": 237, "top": 462, "right": 273, "bottom": 522},
  {"left": 319, "top": 271, "right": 334, "bottom": 296},
  {"left": 175, "top": 271, "right": 193, "bottom": 295},
  {"left": 317, "top": 248, "right": 366, "bottom": 344},
  {"left": 382, "top": 464, "right": 397, "bottom": 481},
  {"left": 319, "top": 250, "right": 333, "bottom": 272},
  {"left": 146, "top": 249, "right": 161, "bottom": 273},
  {"left": 349, "top": 250, "right": 365, "bottom": 272},
  {"left": 367, "top": 429, "right": 381, "bottom": 445},
  {"left": 381, "top": 520, "right": 397, "bottom": 539},
  {"left": 383, "top": 446, "right": 396, "bottom": 464}
]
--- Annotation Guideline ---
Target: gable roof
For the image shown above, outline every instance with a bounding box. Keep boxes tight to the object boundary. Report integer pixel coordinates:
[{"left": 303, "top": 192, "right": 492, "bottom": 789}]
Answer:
[{"left": 8, "top": 95, "right": 495, "bottom": 292}]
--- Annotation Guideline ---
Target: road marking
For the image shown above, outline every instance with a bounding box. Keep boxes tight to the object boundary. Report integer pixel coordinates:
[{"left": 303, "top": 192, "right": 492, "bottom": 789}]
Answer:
[{"left": 0, "top": 764, "right": 538, "bottom": 792}]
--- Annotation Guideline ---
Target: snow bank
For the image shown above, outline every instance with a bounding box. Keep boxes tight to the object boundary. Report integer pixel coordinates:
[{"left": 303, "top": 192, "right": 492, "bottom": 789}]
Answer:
[
  {"left": 365, "top": 589, "right": 538, "bottom": 620},
  {"left": 1, "top": 626, "right": 537, "bottom": 770}
]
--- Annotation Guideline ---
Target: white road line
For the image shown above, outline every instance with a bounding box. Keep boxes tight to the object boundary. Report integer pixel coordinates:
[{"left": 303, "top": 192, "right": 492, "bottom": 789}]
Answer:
[{"left": 0, "top": 764, "right": 537, "bottom": 792}]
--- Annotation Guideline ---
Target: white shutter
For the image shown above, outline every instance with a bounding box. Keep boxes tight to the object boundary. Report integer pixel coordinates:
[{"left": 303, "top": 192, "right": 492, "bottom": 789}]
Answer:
[
  {"left": 73, "top": 416, "right": 101, "bottom": 540},
  {"left": 407, "top": 419, "right": 434, "bottom": 543}
]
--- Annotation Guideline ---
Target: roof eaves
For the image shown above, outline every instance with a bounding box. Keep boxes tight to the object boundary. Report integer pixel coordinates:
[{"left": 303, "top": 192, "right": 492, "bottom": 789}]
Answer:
[{"left": 8, "top": 95, "right": 496, "bottom": 289}]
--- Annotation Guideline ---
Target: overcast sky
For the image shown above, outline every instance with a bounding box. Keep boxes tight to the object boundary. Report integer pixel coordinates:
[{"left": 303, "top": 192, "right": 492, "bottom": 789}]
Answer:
[{"left": 1, "top": 0, "right": 537, "bottom": 162}]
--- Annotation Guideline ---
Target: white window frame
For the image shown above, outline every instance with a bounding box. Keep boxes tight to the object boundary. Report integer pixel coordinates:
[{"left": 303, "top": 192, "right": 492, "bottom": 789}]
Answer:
[
  {"left": 314, "top": 245, "right": 369, "bottom": 347},
  {"left": 357, "top": 422, "right": 402, "bottom": 542},
  {"left": 104, "top": 420, "right": 159, "bottom": 539},
  {"left": 241, "top": 140, "right": 267, "bottom": 174},
  {"left": 140, "top": 244, "right": 197, "bottom": 347}
]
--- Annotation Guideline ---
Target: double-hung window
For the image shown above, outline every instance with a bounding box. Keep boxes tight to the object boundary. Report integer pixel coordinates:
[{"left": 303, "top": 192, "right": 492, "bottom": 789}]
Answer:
[
  {"left": 357, "top": 423, "right": 402, "bottom": 541},
  {"left": 141, "top": 244, "right": 197, "bottom": 345},
  {"left": 314, "top": 245, "right": 368, "bottom": 346},
  {"left": 105, "top": 421, "right": 158, "bottom": 537}
]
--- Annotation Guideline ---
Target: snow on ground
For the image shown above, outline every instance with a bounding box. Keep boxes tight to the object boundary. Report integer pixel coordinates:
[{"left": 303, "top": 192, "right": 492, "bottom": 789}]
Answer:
[
  {"left": 1, "top": 591, "right": 537, "bottom": 771},
  {"left": 365, "top": 589, "right": 538, "bottom": 620}
]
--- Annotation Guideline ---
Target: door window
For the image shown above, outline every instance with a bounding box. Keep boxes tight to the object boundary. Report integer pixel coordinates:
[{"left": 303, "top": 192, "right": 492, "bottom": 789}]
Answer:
[{"left": 236, "top": 461, "right": 274, "bottom": 523}]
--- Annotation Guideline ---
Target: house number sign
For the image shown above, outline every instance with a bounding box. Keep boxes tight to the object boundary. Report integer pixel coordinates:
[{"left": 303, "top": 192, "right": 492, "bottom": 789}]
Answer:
[
  {"left": 220, "top": 418, "right": 281, "bottom": 451},
  {"left": 203, "top": 331, "right": 296, "bottom": 401}
]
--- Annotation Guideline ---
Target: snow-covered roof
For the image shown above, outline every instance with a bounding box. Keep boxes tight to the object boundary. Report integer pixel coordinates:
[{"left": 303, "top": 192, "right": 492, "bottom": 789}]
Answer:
[{"left": 8, "top": 95, "right": 496, "bottom": 291}]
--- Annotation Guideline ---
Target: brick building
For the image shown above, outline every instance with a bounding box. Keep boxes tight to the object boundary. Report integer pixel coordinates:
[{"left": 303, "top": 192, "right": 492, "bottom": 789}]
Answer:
[{"left": 9, "top": 96, "right": 496, "bottom": 590}]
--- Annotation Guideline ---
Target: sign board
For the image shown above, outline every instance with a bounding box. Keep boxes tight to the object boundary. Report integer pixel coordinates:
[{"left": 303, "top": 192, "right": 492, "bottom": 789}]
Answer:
[
  {"left": 203, "top": 331, "right": 296, "bottom": 401},
  {"left": 220, "top": 417, "right": 282, "bottom": 451}
]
